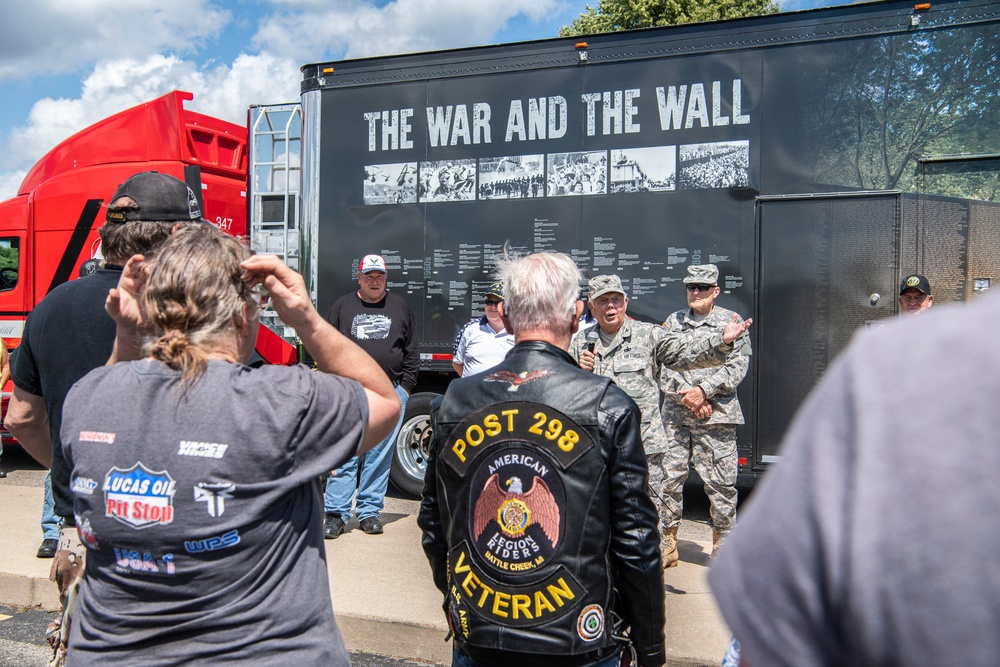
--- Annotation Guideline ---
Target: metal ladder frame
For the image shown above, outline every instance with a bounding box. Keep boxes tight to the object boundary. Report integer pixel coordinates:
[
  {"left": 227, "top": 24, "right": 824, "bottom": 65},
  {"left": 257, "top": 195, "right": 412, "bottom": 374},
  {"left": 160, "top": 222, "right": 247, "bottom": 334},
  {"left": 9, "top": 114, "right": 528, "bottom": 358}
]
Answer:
[{"left": 248, "top": 103, "right": 303, "bottom": 344}]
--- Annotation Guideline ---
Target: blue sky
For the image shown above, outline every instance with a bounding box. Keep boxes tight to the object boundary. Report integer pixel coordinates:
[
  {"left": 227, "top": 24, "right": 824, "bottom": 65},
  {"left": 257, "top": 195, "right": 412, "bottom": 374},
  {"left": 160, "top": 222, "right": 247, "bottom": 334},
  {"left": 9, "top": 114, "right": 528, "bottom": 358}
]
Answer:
[{"left": 0, "top": 0, "right": 849, "bottom": 200}]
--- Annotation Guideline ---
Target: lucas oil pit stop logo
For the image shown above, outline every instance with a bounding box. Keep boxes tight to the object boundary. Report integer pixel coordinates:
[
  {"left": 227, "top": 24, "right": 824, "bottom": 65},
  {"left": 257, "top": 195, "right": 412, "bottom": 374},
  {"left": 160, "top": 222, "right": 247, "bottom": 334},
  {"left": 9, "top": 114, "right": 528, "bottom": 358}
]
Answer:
[
  {"left": 470, "top": 446, "right": 565, "bottom": 574},
  {"left": 103, "top": 463, "right": 176, "bottom": 529}
]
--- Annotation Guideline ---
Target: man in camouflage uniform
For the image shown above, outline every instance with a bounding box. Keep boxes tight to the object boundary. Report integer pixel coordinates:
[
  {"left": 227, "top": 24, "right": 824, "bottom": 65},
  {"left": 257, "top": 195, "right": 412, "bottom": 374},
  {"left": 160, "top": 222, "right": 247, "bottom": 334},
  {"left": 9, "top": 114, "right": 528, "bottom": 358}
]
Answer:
[
  {"left": 660, "top": 264, "right": 751, "bottom": 564},
  {"left": 569, "top": 274, "right": 752, "bottom": 568}
]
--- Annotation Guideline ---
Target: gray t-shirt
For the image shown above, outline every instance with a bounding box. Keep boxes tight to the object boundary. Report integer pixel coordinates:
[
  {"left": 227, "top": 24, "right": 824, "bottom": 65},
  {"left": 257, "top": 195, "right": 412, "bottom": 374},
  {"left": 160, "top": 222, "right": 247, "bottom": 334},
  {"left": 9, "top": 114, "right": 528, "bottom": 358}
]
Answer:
[
  {"left": 61, "top": 359, "right": 367, "bottom": 665},
  {"left": 709, "top": 293, "right": 1000, "bottom": 666}
]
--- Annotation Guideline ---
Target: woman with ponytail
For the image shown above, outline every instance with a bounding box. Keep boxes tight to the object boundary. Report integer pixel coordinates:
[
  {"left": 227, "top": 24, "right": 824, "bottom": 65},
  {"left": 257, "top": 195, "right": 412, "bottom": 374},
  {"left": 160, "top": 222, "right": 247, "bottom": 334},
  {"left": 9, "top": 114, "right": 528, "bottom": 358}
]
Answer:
[{"left": 58, "top": 225, "right": 400, "bottom": 664}]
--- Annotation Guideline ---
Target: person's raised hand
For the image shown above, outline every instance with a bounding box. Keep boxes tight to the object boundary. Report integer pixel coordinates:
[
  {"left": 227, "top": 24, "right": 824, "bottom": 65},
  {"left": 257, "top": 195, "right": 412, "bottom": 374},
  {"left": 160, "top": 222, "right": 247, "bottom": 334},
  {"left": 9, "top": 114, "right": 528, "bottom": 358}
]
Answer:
[
  {"left": 722, "top": 314, "right": 752, "bottom": 345},
  {"left": 240, "top": 254, "right": 315, "bottom": 330},
  {"left": 106, "top": 254, "right": 149, "bottom": 332}
]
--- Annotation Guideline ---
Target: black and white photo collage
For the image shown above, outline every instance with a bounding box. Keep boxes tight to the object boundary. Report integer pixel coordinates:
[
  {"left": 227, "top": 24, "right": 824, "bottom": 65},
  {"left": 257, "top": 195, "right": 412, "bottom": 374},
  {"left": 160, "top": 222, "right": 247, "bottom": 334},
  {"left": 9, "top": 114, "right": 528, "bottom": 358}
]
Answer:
[{"left": 362, "top": 140, "right": 748, "bottom": 206}]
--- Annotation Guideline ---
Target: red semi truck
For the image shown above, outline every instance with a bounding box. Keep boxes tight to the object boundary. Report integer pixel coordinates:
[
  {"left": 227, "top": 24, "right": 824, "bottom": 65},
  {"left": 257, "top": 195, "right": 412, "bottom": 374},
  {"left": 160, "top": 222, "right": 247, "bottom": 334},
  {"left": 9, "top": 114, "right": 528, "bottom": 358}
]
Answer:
[{"left": 0, "top": 90, "right": 295, "bottom": 446}]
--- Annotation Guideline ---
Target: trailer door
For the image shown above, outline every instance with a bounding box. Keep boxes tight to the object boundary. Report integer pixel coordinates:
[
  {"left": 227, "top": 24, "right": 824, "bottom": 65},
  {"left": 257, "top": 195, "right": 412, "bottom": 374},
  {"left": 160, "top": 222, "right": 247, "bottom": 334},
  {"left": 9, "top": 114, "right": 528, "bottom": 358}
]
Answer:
[{"left": 754, "top": 192, "right": 901, "bottom": 464}]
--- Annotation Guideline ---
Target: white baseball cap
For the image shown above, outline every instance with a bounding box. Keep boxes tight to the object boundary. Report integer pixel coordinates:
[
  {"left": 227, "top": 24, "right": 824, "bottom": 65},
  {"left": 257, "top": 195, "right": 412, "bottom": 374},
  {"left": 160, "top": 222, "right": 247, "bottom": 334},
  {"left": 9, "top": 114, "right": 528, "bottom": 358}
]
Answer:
[{"left": 359, "top": 254, "right": 387, "bottom": 274}]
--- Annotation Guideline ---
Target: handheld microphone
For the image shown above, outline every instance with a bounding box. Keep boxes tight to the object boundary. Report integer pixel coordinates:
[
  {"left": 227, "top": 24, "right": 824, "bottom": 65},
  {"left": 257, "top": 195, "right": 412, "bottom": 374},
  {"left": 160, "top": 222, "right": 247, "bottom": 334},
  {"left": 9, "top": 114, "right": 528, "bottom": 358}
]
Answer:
[{"left": 585, "top": 329, "right": 599, "bottom": 353}]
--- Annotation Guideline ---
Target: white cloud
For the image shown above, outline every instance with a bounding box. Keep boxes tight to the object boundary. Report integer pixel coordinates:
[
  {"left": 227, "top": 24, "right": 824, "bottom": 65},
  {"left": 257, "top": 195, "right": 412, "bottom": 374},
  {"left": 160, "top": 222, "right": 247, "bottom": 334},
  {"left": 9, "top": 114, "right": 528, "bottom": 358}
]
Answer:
[
  {"left": 253, "top": 0, "right": 566, "bottom": 62},
  {"left": 197, "top": 52, "right": 302, "bottom": 120},
  {"left": 0, "top": 0, "right": 232, "bottom": 81},
  {"left": 0, "top": 171, "right": 27, "bottom": 199},
  {"left": 0, "top": 52, "right": 300, "bottom": 199},
  {"left": 0, "top": 0, "right": 572, "bottom": 200}
]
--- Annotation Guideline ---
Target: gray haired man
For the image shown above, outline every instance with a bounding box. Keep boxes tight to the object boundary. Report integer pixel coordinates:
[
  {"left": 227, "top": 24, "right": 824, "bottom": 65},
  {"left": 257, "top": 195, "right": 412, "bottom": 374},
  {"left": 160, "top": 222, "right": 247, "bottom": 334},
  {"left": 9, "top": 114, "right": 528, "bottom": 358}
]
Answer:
[{"left": 421, "top": 254, "right": 674, "bottom": 667}]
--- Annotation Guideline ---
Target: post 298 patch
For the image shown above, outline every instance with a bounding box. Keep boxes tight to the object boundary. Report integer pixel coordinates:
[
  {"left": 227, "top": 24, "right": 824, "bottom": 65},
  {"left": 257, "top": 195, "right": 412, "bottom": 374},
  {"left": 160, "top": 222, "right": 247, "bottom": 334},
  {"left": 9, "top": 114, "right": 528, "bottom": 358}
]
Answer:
[
  {"left": 442, "top": 401, "right": 595, "bottom": 476},
  {"left": 441, "top": 401, "right": 598, "bottom": 628}
]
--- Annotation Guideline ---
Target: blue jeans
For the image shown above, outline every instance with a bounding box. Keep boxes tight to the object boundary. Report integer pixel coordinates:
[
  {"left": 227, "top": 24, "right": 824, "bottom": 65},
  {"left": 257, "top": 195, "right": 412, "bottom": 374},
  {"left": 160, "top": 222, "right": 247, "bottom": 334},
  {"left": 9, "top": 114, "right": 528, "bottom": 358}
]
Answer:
[
  {"left": 452, "top": 648, "right": 621, "bottom": 667},
  {"left": 325, "top": 384, "right": 407, "bottom": 521},
  {"left": 41, "top": 471, "right": 59, "bottom": 540}
]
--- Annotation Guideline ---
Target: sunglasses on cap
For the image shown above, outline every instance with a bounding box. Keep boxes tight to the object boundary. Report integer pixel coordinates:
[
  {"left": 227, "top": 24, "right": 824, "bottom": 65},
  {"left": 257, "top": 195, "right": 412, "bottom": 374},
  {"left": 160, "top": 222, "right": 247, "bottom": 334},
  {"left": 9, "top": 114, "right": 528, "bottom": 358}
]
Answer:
[{"left": 686, "top": 284, "right": 715, "bottom": 292}]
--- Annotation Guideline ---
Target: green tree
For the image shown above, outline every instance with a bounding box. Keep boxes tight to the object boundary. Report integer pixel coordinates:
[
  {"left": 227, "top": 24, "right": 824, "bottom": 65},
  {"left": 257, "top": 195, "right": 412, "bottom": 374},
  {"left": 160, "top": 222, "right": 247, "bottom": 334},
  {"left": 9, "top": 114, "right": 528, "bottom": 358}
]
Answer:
[
  {"left": 0, "top": 246, "right": 18, "bottom": 271},
  {"left": 559, "top": 0, "right": 779, "bottom": 36},
  {"left": 803, "top": 26, "right": 1000, "bottom": 200}
]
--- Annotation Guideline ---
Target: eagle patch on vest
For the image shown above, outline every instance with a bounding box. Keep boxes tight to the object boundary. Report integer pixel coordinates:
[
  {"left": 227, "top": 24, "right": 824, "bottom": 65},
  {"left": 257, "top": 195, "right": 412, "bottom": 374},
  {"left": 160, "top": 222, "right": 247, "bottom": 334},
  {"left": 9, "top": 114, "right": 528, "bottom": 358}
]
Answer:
[{"left": 470, "top": 446, "right": 565, "bottom": 573}]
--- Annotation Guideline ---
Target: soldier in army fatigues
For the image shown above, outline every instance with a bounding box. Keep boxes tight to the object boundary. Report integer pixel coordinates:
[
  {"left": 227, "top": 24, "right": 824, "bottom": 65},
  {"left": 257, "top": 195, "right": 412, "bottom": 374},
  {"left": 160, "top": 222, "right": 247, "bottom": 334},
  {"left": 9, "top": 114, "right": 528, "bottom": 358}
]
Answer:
[
  {"left": 569, "top": 274, "right": 752, "bottom": 568},
  {"left": 660, "top": 264, "right": 751, "bottom": 564}
]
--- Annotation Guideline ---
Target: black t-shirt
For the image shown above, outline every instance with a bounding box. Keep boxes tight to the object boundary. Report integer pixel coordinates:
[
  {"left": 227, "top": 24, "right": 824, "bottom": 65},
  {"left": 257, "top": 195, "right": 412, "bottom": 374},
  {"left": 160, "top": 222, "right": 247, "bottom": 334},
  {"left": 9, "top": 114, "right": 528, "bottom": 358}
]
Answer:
[
  {"left": 326, "top": 290, "right": 419, "bottom": 393},
  {"left": 10, "top": 268, "right": 121, "bottom": 518}
]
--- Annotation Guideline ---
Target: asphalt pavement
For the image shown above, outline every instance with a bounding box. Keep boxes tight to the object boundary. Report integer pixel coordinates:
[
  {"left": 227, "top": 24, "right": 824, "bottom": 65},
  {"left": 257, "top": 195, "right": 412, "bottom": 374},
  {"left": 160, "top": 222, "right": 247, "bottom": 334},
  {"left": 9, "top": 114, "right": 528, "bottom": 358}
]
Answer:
[
  {"left": 0, "top": 604, "right": 448, "bottom": 667},
  {"left": 0, "top": 447, "right": 732, "bottom": 666}
]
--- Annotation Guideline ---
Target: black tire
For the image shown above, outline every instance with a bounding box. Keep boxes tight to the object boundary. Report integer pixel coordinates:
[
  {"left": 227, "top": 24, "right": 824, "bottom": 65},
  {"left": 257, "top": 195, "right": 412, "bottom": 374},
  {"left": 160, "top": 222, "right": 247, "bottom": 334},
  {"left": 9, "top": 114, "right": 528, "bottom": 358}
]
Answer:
[{"left": 389, "top": 392, "right": 438, "bottom": 499}]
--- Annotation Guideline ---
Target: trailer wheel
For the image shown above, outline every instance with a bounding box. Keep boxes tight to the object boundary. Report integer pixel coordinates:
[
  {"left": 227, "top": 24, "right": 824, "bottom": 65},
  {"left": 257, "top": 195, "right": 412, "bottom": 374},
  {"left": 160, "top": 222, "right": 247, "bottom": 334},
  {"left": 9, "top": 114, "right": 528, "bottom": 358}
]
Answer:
[{"left": 390, "top": 392, "right": 438, "bottom": 499}]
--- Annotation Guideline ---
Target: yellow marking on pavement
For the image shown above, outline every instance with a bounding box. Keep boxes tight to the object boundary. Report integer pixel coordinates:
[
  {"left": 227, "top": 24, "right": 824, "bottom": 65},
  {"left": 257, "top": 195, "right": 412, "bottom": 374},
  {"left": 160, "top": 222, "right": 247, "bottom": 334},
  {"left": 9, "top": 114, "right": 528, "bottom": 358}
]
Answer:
[{"left": 0, "top": 614, "right": 12, "bottom": 621}]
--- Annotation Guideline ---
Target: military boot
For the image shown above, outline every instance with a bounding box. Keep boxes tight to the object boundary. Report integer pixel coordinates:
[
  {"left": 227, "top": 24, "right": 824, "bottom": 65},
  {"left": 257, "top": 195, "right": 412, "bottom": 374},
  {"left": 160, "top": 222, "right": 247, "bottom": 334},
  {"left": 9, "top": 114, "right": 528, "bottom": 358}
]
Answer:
[
  {"left": 712, "top": 528, "right": 728, "bottom": 558},
  {"left": 662, "top": 525, "right": 679, "bottom": 568}
]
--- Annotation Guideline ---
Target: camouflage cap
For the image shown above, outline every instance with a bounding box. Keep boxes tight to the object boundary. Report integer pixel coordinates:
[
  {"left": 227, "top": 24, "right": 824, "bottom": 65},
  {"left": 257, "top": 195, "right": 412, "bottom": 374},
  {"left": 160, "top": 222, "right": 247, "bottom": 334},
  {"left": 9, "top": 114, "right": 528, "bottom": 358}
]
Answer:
[
  {"left": 683, "top": 264, "right": 720, "bottom": 285},
  {"left": 589, "top": 274, "right": 626, "bottom": 300}
]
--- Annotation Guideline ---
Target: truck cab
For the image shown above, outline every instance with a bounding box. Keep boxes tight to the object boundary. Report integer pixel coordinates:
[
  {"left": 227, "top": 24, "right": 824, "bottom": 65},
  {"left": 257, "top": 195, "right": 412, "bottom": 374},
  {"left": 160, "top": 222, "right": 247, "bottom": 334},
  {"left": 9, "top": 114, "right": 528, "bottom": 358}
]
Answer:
[{"left": 0, "top": 90, "right": 295, "bottom": 445}]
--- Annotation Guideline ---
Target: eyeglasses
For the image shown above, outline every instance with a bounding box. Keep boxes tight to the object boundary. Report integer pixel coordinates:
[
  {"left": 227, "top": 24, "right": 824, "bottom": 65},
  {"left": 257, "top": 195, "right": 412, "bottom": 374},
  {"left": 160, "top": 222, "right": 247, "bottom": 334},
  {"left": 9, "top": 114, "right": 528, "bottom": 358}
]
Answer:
[
  {"left": 484, "top": 299, "right": 502, "bottom": 306},
  {"left": 593, "top": 295, "right": 625, "bottom": 309},
  {"left": 686, "top": 284, "right": 714, "bottom": 293}
]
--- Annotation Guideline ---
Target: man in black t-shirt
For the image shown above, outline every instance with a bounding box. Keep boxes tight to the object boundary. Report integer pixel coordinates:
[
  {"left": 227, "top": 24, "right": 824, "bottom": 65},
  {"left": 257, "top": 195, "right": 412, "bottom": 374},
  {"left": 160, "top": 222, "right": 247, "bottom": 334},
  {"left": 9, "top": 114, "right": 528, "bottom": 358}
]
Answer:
[
  {"left": 323, "top": 254, "right": 419, "bottom": 538},
  {"left": 6, "top": 171, "right": 202, "bottom": 664}
]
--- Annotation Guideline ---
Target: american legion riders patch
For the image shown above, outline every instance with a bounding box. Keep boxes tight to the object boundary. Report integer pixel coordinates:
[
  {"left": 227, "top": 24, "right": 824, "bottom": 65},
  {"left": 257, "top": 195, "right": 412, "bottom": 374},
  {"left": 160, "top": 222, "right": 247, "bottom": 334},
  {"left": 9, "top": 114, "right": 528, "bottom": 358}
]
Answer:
[{"left": 442, "top": 401, "right": 599, "bottom": 628}]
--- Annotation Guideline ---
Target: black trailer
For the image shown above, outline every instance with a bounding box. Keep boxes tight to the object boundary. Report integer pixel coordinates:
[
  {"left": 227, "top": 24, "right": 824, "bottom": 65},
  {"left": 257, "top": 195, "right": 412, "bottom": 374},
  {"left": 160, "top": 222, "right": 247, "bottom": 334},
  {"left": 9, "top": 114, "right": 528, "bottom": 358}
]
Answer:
[{"left": 250, "top": 0, "right": 1000, "bottom": 496}]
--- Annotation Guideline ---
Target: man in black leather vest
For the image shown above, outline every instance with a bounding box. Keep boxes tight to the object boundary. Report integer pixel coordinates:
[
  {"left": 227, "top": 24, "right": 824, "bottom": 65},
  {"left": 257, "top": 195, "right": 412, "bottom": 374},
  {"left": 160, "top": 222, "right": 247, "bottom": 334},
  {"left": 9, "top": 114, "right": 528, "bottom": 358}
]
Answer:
[{"left": 419, "top": 252, "right": 751, "bottom": 667}]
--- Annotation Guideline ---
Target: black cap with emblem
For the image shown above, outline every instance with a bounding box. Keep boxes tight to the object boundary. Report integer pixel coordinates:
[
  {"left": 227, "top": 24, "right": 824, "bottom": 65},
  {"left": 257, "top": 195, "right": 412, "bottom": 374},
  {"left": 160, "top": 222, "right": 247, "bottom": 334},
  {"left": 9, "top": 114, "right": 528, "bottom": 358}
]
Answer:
[
  {"left": 899, "top": 274, "right": 931, "bottom": 296},
  {"left": 106, "top": 171, "right": 204, "bottom": 224}
]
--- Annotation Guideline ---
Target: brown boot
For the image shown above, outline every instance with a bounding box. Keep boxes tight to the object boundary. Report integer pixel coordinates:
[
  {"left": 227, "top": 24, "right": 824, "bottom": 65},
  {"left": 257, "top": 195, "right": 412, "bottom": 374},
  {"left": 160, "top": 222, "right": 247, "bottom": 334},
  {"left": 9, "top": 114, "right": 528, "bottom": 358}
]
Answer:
[
  {"left": 662, "top": 525, "right": 679, "bottom": 568},
  {"left": 712, "top": 529, "right": 727, "bottom": 558}
]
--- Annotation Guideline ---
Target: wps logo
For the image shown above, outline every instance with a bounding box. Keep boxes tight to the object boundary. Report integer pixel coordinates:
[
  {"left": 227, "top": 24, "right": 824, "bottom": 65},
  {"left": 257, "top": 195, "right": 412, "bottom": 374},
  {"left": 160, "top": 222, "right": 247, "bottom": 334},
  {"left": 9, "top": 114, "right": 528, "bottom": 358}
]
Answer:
[
  {"left": 194, "top": 481, "right": 235, "bottom": 517},
  {"left": 184, "top": 529, "right": 240, "bottom": 554},
  {"left": 103, "top": 463, "right": 176, "bottom": 529}
]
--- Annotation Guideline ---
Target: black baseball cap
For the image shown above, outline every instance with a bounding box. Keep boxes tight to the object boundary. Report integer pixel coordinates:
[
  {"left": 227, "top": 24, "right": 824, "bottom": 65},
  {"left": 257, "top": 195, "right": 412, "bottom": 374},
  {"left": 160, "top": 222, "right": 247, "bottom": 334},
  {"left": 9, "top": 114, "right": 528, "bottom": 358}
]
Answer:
[
  {"left": 486, "top": 282, "right": 504, "bottom": 300},
  {"left": 106, "top": 171, "right": 203, "bottom": 224},
  {"left": 899, "top": 274, "right": 931, "bottom": 296}
]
